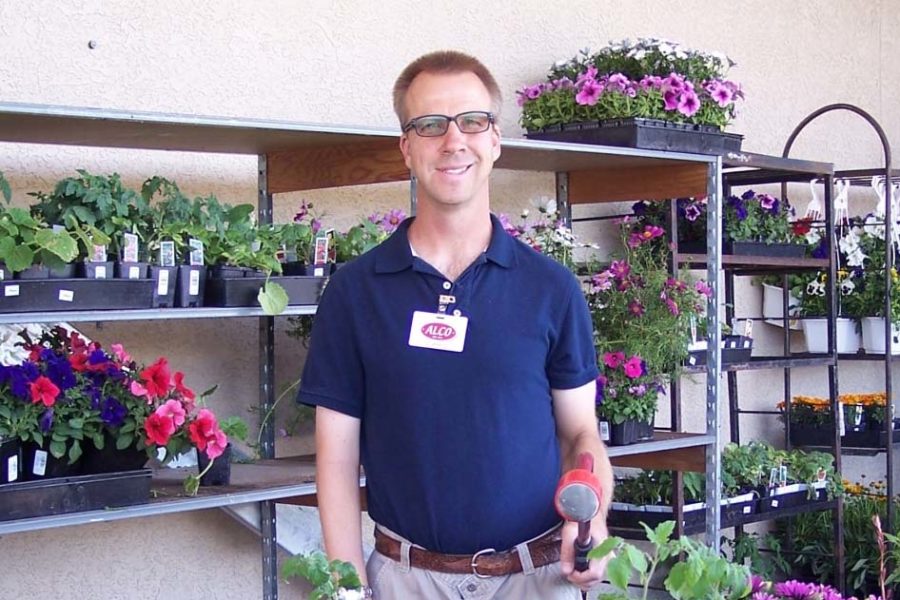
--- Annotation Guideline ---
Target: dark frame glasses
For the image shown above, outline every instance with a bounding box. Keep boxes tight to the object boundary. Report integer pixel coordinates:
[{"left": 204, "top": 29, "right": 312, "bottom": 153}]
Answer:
[{"left": 402, "top": 111, "right": 495, "bottom": 137}]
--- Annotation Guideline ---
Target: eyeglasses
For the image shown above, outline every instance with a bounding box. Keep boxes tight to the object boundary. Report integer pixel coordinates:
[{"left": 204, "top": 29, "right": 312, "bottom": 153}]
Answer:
[{"left": 402, "top": 111, "right": 495, "bottom": 137}]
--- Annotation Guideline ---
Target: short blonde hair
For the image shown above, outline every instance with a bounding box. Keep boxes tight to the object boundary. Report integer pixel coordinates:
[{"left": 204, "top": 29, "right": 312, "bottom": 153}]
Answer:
[{"left": 392, "top": 50, "right": 502, "bottom": 126}]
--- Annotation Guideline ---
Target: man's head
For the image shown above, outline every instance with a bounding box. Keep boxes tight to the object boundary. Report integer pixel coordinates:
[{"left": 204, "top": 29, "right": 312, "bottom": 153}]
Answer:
[
  {"left": 393, "top": 50, "right": 502, "bottom": 127},
  {"left": 394, "top": 51, "right": 502, "bottom": 212}
]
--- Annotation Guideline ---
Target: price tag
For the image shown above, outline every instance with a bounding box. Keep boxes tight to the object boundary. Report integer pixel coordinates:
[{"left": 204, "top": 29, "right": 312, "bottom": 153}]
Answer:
[
  {"left": 32, "top": 449, "right": 48, "bottom": 476},
  {"left": 742, "top": 505, "right": 751, "bottom": 514},
  {"left": 58, "top": 289, "right": 74, "bottom": 302},
  {"left": 94, "top": 265, "right": 107, "bottom": 279},
  {"left": 189, "top": 269, "right": 200, "bottom": 295},
  {"left": 128, "top": 266, "right": 140, "bottom": 279},
  {"left": 598, "top": 421, "right": 610, "bottom": 442},
  {"left": 6, "top": 454, "right": 17, "bottom": 482},
  {"left": 5, "top": 284, "right": 19, "bottom": 297},
  {"left": 157, "top": 269, "right": 169, "bottom": 295}
]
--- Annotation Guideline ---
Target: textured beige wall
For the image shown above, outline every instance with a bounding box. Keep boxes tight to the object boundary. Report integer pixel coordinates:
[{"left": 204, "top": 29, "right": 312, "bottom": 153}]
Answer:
[{"left": 0, "top": 0, "right": 898, "bottom": 597}]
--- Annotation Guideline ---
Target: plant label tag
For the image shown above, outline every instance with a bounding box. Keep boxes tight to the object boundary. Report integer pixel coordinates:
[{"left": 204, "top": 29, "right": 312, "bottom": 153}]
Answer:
[
  {"left": 189, "top": 269, "right": 200, "bottom": 295},
  {"left": 837, "top": 401, "right": 846, "bottom": 436},
  {"left": 4, "top": 285, "right": 19, "bottom": 297},
  {"left": 128, "top": 266, "right": 140, "bottom": 279},
  {"left": 157, "top": 269, "right": 169, "bottom": 295},
  {"left": 742, "top": 506, "right": 751, "bottom": 514},
  {"left": 0, "top": 269, "right": 4, "bottom": 280},
  {"left": 159, "top": 241, "right": 176, "bottom": 267},
  {"left": 770, "top": 499, "right": 779, "bottom": 508},
  {"left": 51, "top": 224, "right": 65, "bottom": 234},
  {"left": 32, "top": 449, "right": 47, "bottom": 476},
  {"left": 188, "top": 239, "right": 204, "bottom": 266},
  {"left": 6, "top": 454, "right": 17, "bottom": 482},
  {"left": 408, "top": 311, "right": 467, "bottom": 353},
  {"left": 94, "top": 265, "right": 107, "bottom": 279},
  {"left": 59, "top": 289, "right": 74, "bottom": 302},
  {"left": 598, "top": 421, "right": 610, "bottom": 442},
  {"left": 91, "top": 244, "right": 107, "bottom": 262},
  {"left": 122, "top": 233, "right": 139, "bottom": 262}
]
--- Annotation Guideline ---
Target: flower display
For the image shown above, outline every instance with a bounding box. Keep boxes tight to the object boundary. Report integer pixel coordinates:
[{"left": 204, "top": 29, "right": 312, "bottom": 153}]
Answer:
[
  {"left": 333, "top": 208, "right": 408, "bottom": 263},
  {"left": 499, "top": 197, "right": 586, "bottom": 270},
  {"left": 587, "top": 218, "right": 708, "bottom": 425},
  {"left": 518, "top": 38, "right": 743, "bottom": 132},
  {"left": 0, "top": 326, "right": 226, "bottom": 478}
]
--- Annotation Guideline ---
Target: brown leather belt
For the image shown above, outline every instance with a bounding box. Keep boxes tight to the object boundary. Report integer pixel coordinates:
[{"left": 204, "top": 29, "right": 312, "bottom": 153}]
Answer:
[{"left": 374, "top": 526, "right": 562, "bottom": 578}]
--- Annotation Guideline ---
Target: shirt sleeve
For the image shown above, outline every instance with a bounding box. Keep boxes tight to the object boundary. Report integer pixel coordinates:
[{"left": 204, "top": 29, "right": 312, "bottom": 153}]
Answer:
[
  {"left": 296, "top": 273, "right": 365, "bottom": 418},
  {"left": 546, "top": 273, "right": 599, "bottom": 390}
]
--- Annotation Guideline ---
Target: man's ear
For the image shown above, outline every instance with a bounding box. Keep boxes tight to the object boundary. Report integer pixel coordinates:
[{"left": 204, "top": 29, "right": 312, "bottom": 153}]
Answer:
[
  {"left": 491, "top": 124, "right": 502, "bottom": 162},
  {"left": 399, "top": 133, "right": 413, "bottom": 171}
]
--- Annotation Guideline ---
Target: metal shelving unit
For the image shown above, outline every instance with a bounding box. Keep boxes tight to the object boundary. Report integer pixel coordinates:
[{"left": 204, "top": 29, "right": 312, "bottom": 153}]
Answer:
[{"left": 0, "top": 102, "right": 725, "bottom": 597}]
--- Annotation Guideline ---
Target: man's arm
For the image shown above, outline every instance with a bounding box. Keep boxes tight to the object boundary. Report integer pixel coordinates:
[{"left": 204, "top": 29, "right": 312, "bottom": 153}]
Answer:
[
  {"left": 552, "top": 380, "right": 614, "bottom": 590},
  {"left": 316, "top": 406, "right": 367, "bottom": 582}
]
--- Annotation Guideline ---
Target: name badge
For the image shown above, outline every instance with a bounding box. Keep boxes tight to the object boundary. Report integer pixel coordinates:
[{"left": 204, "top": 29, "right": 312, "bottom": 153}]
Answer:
[{"left": 408, "top": 311, "right": 468, "bottom": 353}]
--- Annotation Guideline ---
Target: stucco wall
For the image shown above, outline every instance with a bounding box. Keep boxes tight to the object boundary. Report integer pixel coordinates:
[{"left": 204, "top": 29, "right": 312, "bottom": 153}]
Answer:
[{"left": 0, "top": 1, "right": 898, "bottom": 598}]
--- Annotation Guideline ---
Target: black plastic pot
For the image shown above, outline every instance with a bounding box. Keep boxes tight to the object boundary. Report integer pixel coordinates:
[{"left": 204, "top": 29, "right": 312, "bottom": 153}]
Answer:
[
  {"left": 208, "top": 264, "right": 250, "bottom": 279},
  {"left": 175, "top": 265, "right": 206, "bottom": 308},
  {"left": 80, "top": 260, "right": 115, "bottom": 279},
  {"left": 17, "top": 264, "right": 78, "bottom": 280},
  {"left": 0, "top": 437, "right": 21, "bottom": 484},
  {"left": 149, "top": 265, "right": 177, "bottom": 308},
  {"left": 21, "top": 440, "right": 82, "bottom": 480},
  {"left": 281, "top": 261, "right": 307, "bottom": 276},
  {"left": 609, "top": 419, "right": 639, "bottom": 446},
  {"left": 115, "top": 261, "right": 149, "bottom": 280},
  {"left": 80, "top": 434, "right": 148, "bottom": 474},
  {"left": 197, "top": 443, "right": 232, "bottom": 486},
  {"left": 0, "top": 262, "right": 8, "bottom": 281}
]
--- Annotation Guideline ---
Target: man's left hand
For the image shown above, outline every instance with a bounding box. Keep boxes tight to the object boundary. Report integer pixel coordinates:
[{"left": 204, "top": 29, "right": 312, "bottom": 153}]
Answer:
[{"left": 558, "top": 518, "right": 611, "bottom": 592}]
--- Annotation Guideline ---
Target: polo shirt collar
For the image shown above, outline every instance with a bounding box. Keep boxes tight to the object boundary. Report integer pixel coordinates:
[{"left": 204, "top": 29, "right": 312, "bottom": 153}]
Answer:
[{"left": 374, "top": 213, "right": 517, "bottom": 274}]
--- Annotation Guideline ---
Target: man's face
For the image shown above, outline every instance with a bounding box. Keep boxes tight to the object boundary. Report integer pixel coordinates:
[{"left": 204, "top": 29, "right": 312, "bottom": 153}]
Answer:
[{"left": 399, "top": 71, "right": 501, "bottom": 211}]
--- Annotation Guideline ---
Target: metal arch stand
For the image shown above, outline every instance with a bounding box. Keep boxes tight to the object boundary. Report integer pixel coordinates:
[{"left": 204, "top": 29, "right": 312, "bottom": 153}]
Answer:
[{"left": 783, "top": 103, "right": 895, "bottom": 594}]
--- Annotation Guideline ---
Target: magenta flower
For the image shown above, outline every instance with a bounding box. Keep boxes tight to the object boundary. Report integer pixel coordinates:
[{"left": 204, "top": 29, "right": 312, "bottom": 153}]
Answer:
[
  {"left": 772, "top": 580, "right": 817, "bottom": 599},
  {"left": 677, "top": 92, "right": 700, "bottom": 117},
  {"left": 590, "top": 271, "right": 613, "bottom": 292},
  {"left": 695, "top": 280, "right": 713, "bottom": 298},
  {"left": 711, "top": 84, "right": 733, "bottom": 107},
  {"left": 603, "top": 351, "right": 626, "bottom": 369},
  {"left": 663, "top": 90, "right": 680, "bottom": 111},
  {"left": 606, "top": 72, "right": 630, "bottom": 92},
  {"left": 576, "top": 79, "right": 603, "bottom": 106},
  {"left": 661, "top": 73, "right": 686, "bottom": 94},
  {"left": 609, "top": 260, "right": 630, "bottom": 280},
  {"left": 311, "top": 218, "right": 322, "bottom": 234},
  {"left": 623, "top": 356, "right": 643, "bottom": 379},
  {"left": 628, "top": 299, "right": 645, "bottom": 316},
  {"left": 665, "top": 297, "right": 679, "bottom": 315},
  {"left": 381, "top": 208, "right": 406, "bottom": 232},
  {"left": 576, "top": 65, "right": 598, "bottom": 86}
]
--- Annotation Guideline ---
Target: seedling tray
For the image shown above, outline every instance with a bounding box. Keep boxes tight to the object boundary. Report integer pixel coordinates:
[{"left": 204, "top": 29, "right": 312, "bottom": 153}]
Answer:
[
  {"left": 0, "top": 469, "right": 151, "bottom": 521},
  {"left": 0, "top": 278, "right": 155, "bottom": 312},
  {"left": 204, "top": 276, "right": 326, "bottom": 307},
  {"left": 526, "top": 118, "right": 743, "bottom": 156}
]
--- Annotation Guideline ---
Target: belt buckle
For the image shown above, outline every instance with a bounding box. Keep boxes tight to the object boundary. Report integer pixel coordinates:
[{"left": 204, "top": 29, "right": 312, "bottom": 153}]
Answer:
[{"left": 470, "top": 547, "right": 497, "bottom": 578}]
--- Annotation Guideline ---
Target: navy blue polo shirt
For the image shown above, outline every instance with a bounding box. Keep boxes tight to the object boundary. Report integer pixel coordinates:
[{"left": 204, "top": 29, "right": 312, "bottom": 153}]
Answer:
[{"left": 298, "top": 214, "right": 598, "bottom": 554}]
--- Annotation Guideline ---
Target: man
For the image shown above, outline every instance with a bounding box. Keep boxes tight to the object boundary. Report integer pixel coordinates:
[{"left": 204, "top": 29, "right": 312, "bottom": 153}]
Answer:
[{"left": 299, "top": 50, "right": 612, "bottom": 599}]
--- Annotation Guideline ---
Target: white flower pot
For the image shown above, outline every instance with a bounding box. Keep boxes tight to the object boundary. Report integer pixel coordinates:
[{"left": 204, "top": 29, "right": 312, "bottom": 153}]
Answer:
[
  {"left": 762, "top": 284, "right": 801, "bottom": 329},
  {"left": 861, "top": 317, "right": 900, "bottom": 354},
  {"left": 801, "top": 318, "right": 860, "bottom": 354}
]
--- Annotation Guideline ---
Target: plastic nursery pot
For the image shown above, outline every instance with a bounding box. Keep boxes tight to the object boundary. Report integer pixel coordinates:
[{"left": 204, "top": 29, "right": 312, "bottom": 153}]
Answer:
[
  {"left": 114, "top": 261, "right": 149, "bottom": 280},
  {"left": 197, "top": 443, "right": 232, "bottom": 486},
  {"left": 79, "top": 260, "right": 115, "bottom": 280},
  {"left": 149, "top": 265, "right": 177, "bottom": 308},
  {"left": 20, "top": 440, "right": 83, "bottom": 480},
  {"left": 175, "top": 265, "right": 206, "bottom": 308},
  {"left": 80, "top": 433, "right": 148, "bottom": 475},
  {"left": 0, "top": 437, "right": 21, "bottom": 484}
]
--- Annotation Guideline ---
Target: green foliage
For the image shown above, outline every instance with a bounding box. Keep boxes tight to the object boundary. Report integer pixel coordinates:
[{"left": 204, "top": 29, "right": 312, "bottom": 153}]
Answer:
[
  {"left": 29, "top": 169, "right": 151, "bottom": 260},
  {"left": 219, "top": 415, "right": 249, "bottom": 443},
  {"left": 726, "top": 532, "right": 790, "bottom": 582},
  {"left": 258, "top": 279, "right": 289, "bottom": 315},
  {"left": 0, "top": 205, "right": 79, "bottom": 272},
  {"left": 281, "top": 551, "right": 362, "bottom": 600},
  {"left": 724, "top": 191, "right": 797, "bottom": 245},
  {"left": 591, "top": 521, "right": 751, "bottom": 600}
]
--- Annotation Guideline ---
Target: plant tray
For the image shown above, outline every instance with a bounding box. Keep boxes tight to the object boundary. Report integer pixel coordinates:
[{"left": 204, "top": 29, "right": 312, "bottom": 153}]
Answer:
[
  {"left": 686, "top": 335, "right": 753, "bottom": 366},
  {"left": 0, "top": 278, "right": 155, "bottom": 313},
  {"left": 525, "top": 118, "right": 743, "bottom": 156},
  {"left": 758, "top": 485, "right": 810, "bottom": 512},
  {"left": 678, "top": 240, "right": 807, "bottom": 258},
  {"left": 0, "top": 468, "right": 151, "bottom": 522},
  {"left": 204, "top": 275, "right": 327, "bottom": 307}
]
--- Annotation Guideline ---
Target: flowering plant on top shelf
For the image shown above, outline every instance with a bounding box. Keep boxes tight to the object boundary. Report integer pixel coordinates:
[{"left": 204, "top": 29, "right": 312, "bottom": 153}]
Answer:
[
  {"left": 518, "top": 38, "right": 743, "bottom": 133},
  {"left": 586, "top": 219, "right": 710, "bottom": 425}
]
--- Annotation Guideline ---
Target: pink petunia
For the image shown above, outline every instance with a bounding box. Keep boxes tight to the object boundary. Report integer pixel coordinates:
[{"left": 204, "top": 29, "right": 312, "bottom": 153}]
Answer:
[
  {"left": 575, "top": 79, "right": 603, "bottom": 106},
  {"left": 677, "top": 92, "right": 700, "bottom": 117},
  {"left": 155, "top": 398, "right": 186, "bottom": 427},
  {"left": 623, "top": 356, "right": 643, "bottom": 379},
  {"left": 603, "top": 351, "right": 626, "bottom": 369}
]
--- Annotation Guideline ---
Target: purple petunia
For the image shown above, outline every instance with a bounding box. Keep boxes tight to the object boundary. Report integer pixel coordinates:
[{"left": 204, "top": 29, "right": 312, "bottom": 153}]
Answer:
[
  {"left": 100, "top": 397, "right": 127, "bottom": 427},
  {"left": 685, "top": 203, "right": 702, "bottom": 222},
  {"left": 677, "top": 92, "right": 701, "bottom": 117},
  {"left": 39, "top": 408, "right": 54, "bottom": 433},
  {"left": 9, "top": 363, "right": 39, "bottom": 399},
  {"left": 575, "top": 79, "right": 603, "bottom": 106}
]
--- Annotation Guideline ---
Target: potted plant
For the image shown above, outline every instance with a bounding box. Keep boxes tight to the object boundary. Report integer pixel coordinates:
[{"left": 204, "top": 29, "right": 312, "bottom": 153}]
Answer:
[
  {"left": 29, "top": 170, "right": 150, "bottom": 279},
  {"left": 281, "top": 551, "right": 366, "bottom": 600},
  {"left": 794, "top": 271, "right": 862, "bottom": 353},
  {"left": 587, "top": 221, "right": 708, "bottom": 444},
  {"left": 499, "top": 199, "right": 579, "bottom": 271},
  {"left": 518, "top": 38, "right": 744, "bottom": 155},
  {"left": 196, "top": 414, "right": 249, "bottom": 486}
]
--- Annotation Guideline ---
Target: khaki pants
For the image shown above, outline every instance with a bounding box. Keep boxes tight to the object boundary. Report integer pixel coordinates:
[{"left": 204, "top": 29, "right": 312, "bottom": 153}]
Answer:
[{"left": 366, "top": 526, "right": 580, "bottom": 600}]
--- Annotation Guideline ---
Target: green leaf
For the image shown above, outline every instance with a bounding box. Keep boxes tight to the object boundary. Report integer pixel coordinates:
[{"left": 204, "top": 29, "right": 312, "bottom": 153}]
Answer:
[
  {"left": 645, "top": 519, "right": 676, "bottom": 547},
  {"left": 622, "top": 543, "right": 648, "bottom": 575},
  {"left": 116, "top": 434, "right": 134, "bottom": 450},
  {"left": 34, "top": 229, "right": 78, "bottom": 262},
  {"left": 68, "top": 440, "right": 82, "bottom": 463},
  {"left": 258, "top": 280, "right": 288, "bottom": 315},
  {"left": 588, "top": 536, "right": 621, "bottom": 561},
  {"left": 0, "top": 175, "right": 10, "bottom": 203},
  {"left": 49, "top": 439, "right": 66, "bottom": 459},
  {"left": 6, "top": 244, "right": 33, "bottom": 272},
  {"left": 606, "top": 553, "right": 632, "bottom": 590}
]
